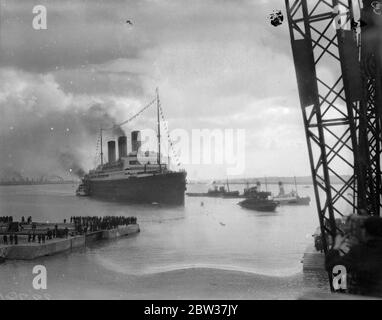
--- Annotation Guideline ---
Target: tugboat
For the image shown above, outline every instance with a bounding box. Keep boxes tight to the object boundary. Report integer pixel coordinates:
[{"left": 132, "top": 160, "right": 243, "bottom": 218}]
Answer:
[
  {"left": 206, "top": 184, "right": 228, "bottom": 197},
  {"left": 75, "top": 183, "right": 89, "bottom": 196},
  {"left": 222, "top": 178, "right": 240, "bottom": 198},
  {"left": 272, "top": 179, "right": 310, "bottom": 205},
  {"left": 238, "top": 182, "right": 278, "bottom": 212},
  {"left": 186, "top": 181, "right": 240, "bottom": 198}
]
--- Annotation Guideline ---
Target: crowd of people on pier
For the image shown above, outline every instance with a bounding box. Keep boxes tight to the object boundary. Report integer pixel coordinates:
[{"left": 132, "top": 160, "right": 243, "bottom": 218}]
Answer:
[
  {"left": 2, "top": 233, "right": 19, "bottom": 245},
  {"left": 0, "top": 215, "right": 138, "bottom": 245},
  {"left": 0, "top": 215, "right": 69, "bottom": 245},
  {"left": 0, "top": 216, "right": 33, "bottom": 225},
  {"left": 70, "top": 216, "right": 137, "bottom": 234},
  {"left": 0, "top": 216, "right": 13, "bottom": 223}
]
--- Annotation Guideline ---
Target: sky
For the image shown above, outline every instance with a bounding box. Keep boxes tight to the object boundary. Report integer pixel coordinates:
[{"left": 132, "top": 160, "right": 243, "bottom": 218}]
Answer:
[{"left": 0, "top": 0, "right": 315, "bottom": 180}]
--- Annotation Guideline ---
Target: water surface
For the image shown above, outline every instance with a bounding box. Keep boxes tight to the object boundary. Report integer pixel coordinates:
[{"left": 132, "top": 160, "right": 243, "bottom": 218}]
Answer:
[{"left": 0, "top": 183, "right": 329, "bottom": 299}]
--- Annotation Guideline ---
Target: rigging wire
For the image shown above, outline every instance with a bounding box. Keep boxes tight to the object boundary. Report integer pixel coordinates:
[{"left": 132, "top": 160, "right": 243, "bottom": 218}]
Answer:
[
  {"left": 158, "top": 102, "right": 182, "bottom": 168},
  {"left": 93, "top": 134, "right": 101, "bottom": 167},
  {"left": 101, "top": 98, "right": 156, "bottom": 131},
  {"left": 94, "top": 93, "right": 182, "bottom": 169},
  {"left": 94, "top": 97, "right": 156, "bottom": 166}
]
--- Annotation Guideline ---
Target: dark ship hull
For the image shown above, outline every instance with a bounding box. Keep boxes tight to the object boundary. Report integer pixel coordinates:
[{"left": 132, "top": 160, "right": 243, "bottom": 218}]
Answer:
[
  {"left": 84, "top": 171, "right": 186, "bottom": 205},
  {"left": 238, "top": 199, "right": 278, "bottom": 212},
  {"left": 186, "top": 191, "right": 240, "bottom": 198},
  {"left": 274, "top": 196, "right": 311, "bottom": 206}
]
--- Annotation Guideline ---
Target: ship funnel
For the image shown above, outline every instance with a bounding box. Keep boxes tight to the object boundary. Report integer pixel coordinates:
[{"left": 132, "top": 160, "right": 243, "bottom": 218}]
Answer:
[
  {"left": 107, "top": 141, "right": 116, "bottom": 163},
  {"left": 131, "top": 131, "right": 141, "bottom": 153},
  {"left": 278, "top": 181, "right": 285, "bottom": 196},
  {"left": 118, "top": 136, "right": 127, "bottom": 159}
]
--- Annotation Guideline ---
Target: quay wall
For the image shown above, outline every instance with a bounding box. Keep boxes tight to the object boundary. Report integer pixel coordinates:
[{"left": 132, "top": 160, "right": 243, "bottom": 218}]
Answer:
[
  {"left": 85, "top": 231, "right": 103, "bottom": 243},
  {"left": 4, "top": 237, "right": 73, "bottom": 260},
  {"left": 0, "top": 224, "right": 139, "bottom": 260},
  {"left": 71, "top": 235, "right": 86, "bottom": 249},
  {"left": 102, "top": 224, "right": 140, "bottom": 239}
]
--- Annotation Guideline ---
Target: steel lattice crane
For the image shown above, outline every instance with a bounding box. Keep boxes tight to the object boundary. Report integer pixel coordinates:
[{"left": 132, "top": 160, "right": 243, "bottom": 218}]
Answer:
[{"left": 285, "top": 0, "right": 382, "bottom": 266}]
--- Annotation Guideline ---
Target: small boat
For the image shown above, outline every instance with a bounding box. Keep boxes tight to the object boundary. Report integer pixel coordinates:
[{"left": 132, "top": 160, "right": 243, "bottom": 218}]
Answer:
[
  {"left": 222, "top": 190, "right": 240, "bottom": 198},
  {"left": 206, "top": 185, "right": 228, "bottom": 197},
  {"left": 186, "top": 180, "right": 240, "bottom": 198},
  {"left": 186, "top": 186, "right": 225, "bottom": 197},
  {"left": 273, "top": 180, "right": 310, "bottom": 206},
  {"left": 238, "top": 198, "right": 278, "bottom": 212},
  {"left": 186, "top": 192, "right": 210, "bottom": 197},
  {"left": 238, "top": 181, "right": 278, "bottom": 212},
  {"left": 222, "top": 178, "right": 240, "bottom": 198},
  {"left": 75, "top": 184, "right": 89, "bottom": 196},
  {"left": 274, "top": 195, "right": 311, "bottom": 205},
  {"left": 242, "top": 181, "right": 271, "bottom": 199}
]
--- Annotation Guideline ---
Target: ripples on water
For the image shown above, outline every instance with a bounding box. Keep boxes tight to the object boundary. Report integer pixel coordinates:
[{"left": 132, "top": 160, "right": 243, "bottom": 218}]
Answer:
[{"left": 0, "top": 183, "right": 332, "bottom": 299}]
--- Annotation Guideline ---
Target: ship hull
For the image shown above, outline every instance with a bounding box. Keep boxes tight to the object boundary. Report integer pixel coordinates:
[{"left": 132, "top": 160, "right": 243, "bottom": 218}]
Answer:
[
  {"left": 273, "top": 196, "right": 311, "bottom": 206},
  {"left": 238, "top": 199, "right": 278, "bottom": 212},
  {"left": 84, "top": 171, "right": 186, "bottom": 205}
]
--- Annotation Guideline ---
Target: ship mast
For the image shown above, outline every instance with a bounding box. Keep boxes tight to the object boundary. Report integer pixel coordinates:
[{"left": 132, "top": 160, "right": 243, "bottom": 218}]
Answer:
[
  {"left": 156, "top": 88, "right": 161, "bottom": 168},
  {"left": 100, "top": 128, "right": 103, "bottom": 166},
  {"left": 294, "top": 176, "right": 298, "bottom": 195}
]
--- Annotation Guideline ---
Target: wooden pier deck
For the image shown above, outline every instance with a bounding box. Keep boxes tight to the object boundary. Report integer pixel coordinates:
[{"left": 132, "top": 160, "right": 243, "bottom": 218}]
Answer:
[{"left": 302, "top": 243, "right": 325, "bottom": 271}]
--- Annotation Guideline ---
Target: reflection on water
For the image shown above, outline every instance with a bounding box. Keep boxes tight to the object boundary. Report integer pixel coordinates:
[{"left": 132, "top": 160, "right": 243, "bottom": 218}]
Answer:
[{"left": 0, "top": 183, "right": 330, "bottom": 298}]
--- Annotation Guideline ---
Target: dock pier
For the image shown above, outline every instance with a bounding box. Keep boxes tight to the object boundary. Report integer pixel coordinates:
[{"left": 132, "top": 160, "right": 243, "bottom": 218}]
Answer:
[
  {"left": 0, "top": 217, "right": 140, "bottom": 261},
  {"left": 302, "top": 244, "right": 325, "bottom": 272}
]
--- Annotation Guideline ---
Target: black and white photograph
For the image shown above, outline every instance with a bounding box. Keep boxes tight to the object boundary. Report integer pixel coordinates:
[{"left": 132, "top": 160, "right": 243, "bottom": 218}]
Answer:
[{"left": 0, "top": 0, "right": 381, "bottom": 306}]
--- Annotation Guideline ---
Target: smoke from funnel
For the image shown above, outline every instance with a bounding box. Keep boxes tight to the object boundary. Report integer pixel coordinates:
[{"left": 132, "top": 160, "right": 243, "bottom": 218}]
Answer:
[
  {"left": 58, "top": 151, "right": 86, "bottom": 177},
  {"left": 0, "top": 69, "right": 132, "bottom": 179},
  {"left": 112, "top": 125, "right": 125, "bottom": 137}
]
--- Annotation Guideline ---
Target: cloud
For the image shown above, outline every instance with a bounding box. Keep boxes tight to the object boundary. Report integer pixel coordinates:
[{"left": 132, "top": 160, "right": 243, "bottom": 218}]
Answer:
[
  {"left": 0, "top": 0, "right": 317, "bottom": 179},
  {"left": 0, "top": 68, "right": 137, "bottom": 179}
]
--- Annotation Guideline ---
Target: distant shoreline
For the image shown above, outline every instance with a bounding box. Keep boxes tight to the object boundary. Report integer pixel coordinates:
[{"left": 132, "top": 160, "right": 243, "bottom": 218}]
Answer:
[
  {"left": 188, "top": 181, "right": 313, "bottom": 185},
  {"left": 0, "top": 181, "right": 78, "bottom": 186},
  {"left": 188, "top": 175, "right": 350, "bottom": 185}
]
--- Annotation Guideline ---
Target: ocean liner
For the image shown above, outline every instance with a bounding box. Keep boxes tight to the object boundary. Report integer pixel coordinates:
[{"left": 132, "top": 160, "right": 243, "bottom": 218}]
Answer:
[{"left": 77, "top": 91, "right": 187, "bottom": 205}]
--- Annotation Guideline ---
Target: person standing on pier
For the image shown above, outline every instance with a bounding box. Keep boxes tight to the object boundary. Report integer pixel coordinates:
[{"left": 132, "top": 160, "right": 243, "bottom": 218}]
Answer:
[
  {"left": 2, "top": 235, "right": 7, "bottom": 245},
  {"left": 47, "top": 228, "right": 52, "bottom": 240}
]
